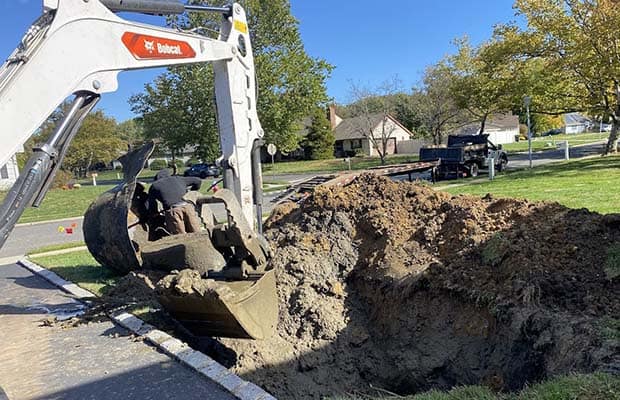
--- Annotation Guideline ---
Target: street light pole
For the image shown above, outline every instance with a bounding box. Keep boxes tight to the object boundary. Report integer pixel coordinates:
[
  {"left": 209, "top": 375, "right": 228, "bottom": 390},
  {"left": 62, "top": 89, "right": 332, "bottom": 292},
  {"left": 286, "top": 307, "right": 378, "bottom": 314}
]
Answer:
[{"left": 524, "top": 96, "right": 532, "bottom": 169}]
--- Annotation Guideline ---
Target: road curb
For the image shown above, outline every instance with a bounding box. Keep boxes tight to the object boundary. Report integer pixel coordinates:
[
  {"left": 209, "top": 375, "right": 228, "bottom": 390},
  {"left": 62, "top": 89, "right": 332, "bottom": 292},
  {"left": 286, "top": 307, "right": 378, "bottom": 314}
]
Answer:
[
  {"left": 17, "top": 258, "right": 276, "bottom": 400},
  {"left": 15, "top": 216, "right": 84, "bottom": 228}
]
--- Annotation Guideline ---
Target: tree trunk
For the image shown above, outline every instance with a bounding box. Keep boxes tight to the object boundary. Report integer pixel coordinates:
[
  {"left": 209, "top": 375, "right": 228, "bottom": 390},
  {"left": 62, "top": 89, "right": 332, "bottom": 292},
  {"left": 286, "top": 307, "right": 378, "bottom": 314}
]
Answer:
[
  {"left": 479, "top": 114, "right": 488, "bottom": 135},
  {"left": 171, "top": 150, "right": 178, "bottom": 176},
  {"left": 605, "top": 117, "right": 618, "bottom": 154}
]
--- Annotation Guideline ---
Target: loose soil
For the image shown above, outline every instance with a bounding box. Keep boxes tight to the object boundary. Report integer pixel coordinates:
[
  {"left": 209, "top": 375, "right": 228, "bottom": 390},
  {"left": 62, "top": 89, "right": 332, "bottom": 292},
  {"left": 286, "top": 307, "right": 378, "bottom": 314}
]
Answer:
[
  {"left": 217, "top": 174, "right": 619, "bottom": 399},
  {"left": 73, "top": 175, "right": 619, "bottom": 399}
]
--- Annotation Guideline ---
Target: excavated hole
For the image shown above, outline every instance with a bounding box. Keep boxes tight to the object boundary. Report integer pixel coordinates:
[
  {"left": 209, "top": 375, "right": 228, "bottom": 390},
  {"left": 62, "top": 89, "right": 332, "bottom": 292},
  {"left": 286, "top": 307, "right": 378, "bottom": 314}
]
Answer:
[{"left": 212, "top": 175, "right": 619, "bottom": 400}]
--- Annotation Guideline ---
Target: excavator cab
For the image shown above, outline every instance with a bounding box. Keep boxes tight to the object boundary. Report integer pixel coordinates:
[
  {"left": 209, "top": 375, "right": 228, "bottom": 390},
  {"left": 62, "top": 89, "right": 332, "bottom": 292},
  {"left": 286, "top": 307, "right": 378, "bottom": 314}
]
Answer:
[{"left": 83, "top": 142, "right": 277, "bottom": 339}]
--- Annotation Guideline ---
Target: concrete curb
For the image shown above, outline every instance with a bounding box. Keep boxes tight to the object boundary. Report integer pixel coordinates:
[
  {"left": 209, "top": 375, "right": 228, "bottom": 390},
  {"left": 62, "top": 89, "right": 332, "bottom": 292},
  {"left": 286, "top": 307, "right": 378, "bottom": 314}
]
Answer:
[
  {"left": 17, "top": 258, "right": 276, "bottom": 400},
  {"left": 15, "top": 216, "right": 84, "bottom": 228}
]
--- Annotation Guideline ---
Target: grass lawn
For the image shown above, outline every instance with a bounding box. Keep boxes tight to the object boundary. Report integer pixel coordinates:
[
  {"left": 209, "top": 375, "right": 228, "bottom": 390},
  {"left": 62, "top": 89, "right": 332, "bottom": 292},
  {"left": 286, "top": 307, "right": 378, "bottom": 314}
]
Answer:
[
  {"left": 502, "top": 132, "right": 608, "bottom": 154},
  {"left": 335, "top": 373, "right": 619, "bottom": 400},
  {"left": 441, "top": 155, "right": 620, "bottom": 214},
  {"left": 261, "top": 154, "right": 419, "bottom": 175},
  {"left": 29, "top": 250, "right": 120, "bottom": 296},
  {"left": 0, "top": 184, "right": 114, "bottom": 224},
  {"left": 26, "top": 241, "right": 86, "bottom": 256}
]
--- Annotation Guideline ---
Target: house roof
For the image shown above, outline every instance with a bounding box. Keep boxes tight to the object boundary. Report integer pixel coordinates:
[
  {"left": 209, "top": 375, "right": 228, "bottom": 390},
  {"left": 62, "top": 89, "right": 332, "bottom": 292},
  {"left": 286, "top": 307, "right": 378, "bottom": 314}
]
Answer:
[
  {"left": 452, "top": 113, "right": 519, "bottom": 135},
  {"left": 564, "top": 112, "right": 591, "bottom": 126}
]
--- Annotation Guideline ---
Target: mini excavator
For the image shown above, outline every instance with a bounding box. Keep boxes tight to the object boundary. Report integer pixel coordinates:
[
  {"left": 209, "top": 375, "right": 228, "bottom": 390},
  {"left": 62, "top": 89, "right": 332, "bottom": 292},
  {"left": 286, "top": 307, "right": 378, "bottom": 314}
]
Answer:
[{"left": 0, "top": 0, "right": 276, "bottom": 339}]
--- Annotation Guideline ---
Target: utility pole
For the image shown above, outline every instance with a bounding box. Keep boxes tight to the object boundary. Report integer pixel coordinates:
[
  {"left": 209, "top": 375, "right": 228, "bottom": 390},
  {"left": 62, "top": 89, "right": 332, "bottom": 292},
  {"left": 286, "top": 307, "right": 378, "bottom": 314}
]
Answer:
[{"left": 524, "top": 96, "right": 532, "bottom": 169}]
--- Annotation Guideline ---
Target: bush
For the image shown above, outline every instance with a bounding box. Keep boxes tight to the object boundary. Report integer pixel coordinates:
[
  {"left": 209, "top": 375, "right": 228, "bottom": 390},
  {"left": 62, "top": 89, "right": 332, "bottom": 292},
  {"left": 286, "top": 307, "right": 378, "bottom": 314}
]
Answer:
[
  {"left": 186, "top": 158, "right": 200, "bottom": 167},
  {"left": 149, "top": 159, "right": 168, "bottom": 171},
  {"left": 51, "top": 169, "right": 74, "bottom": 189},
  {"left": 168, "top": 159, "right": 185, "bottom": 169}
]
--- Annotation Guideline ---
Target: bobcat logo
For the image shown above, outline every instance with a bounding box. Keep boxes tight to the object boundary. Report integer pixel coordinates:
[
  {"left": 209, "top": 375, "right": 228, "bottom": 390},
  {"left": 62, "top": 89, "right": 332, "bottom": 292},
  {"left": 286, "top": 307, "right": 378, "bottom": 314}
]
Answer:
[{"left": 143, "top": 40, "right": 155, "bottom": 54}]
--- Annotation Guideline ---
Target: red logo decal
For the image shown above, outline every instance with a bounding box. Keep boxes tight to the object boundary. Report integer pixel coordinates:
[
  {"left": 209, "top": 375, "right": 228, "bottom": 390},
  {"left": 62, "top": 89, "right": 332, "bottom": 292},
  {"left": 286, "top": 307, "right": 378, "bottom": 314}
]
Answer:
[{"left": 122, "top": 32, "right": 196, "bottom": 60}]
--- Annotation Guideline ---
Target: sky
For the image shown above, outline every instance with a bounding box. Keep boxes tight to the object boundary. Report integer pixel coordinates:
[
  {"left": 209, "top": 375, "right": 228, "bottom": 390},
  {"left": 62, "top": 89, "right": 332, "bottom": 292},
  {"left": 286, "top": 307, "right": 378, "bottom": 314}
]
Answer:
[{"left": 1, "top": 0, "right": 518, "bottom": 122}]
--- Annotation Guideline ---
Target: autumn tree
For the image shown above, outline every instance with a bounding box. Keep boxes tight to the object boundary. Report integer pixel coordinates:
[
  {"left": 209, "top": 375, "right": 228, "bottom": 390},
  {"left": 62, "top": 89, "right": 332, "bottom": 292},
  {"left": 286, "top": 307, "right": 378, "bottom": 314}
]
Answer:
[
  {"left": 449, "top": 37, "right": 525, "bottom": 134},
  {"left": 348, "top": 77, "right": 405, "bottom": 165},
  {"left": 501, "top": 0, "right": 620, "bottom": 153},
  {"left": 300, "top": 107, "right": 334, "bottom": 160}
]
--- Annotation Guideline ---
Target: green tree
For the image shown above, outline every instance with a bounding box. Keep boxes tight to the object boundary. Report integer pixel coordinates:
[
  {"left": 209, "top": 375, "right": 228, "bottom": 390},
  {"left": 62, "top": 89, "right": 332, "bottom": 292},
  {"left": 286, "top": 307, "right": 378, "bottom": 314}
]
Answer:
[
  {"left": 130, "top": 66, "right": 219, "bottom": 163},
  {"left": 449, "top": 37, "right": 525, "bottom": 134},
  {"left": 301, "top": 107, "right": 334, "bottom": 160},
  {"left": 132, "top": 0, "right": 333, "bottom": 157},
  {"left": 116, "top": 118, "right": 144, "bottom": 150},
  {"left": 63, "top": 110, "right": 124, "bottom": 177},
  {"left": 411, "top": 63, "right": 468, "bottom": 145}
]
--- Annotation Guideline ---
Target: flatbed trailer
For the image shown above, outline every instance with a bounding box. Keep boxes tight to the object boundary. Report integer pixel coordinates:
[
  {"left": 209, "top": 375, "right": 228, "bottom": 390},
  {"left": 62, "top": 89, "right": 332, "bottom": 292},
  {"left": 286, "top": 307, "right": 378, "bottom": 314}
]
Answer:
[{"left": 272, "top": 160, "right": 439, "bottom": 204}]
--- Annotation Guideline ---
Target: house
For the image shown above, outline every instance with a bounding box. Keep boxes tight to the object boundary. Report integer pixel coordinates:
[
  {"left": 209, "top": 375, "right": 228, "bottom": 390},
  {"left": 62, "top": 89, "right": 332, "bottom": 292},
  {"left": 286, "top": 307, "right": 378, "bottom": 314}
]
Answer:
[
  {"left": 451, "top": 113, "right": 519, "bottom": 145},
  {"left": 563, "top": 113, "right": 592, "bottom": 134},
  {"left": 0, "top": 155, "right": 20, "bottom": 191},
  {"left": 329, "top": 106, "right": 413, "bottom": 157}
]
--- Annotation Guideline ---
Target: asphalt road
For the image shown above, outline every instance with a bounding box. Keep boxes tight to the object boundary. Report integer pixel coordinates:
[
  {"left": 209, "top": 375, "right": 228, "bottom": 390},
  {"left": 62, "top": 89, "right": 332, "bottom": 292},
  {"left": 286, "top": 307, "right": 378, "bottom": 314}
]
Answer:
[{"left": 506, "top": 141, "right": 605, "bottom": 170}]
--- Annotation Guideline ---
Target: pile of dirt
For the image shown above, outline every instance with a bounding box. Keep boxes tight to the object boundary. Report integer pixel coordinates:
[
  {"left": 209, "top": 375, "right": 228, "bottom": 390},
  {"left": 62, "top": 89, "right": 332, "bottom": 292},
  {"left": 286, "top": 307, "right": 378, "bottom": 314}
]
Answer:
[{"left": 215, "top": 174, "right": 619, "bottom": 399}]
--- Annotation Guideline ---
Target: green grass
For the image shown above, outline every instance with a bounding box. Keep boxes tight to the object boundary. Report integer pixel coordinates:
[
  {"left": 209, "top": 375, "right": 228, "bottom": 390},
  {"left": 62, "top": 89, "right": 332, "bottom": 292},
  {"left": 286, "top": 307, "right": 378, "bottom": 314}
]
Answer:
[
  {"left": 29, "top": 250, "right": 120, "bottom": 296},
  {"left": 503, "top": 132, "right": 607, "bottom": 154},
  {"left": 26, "top": 241, "right": 86, "bottom": 256},
  {"left": 441, "top": 155, "right": 620, "bottom": 214},
  {"left": 261, "top": 154, "right": 419, "bottom": 175},
  {"left": 334, "top": 373, "right": 619, "bottom": 400}
]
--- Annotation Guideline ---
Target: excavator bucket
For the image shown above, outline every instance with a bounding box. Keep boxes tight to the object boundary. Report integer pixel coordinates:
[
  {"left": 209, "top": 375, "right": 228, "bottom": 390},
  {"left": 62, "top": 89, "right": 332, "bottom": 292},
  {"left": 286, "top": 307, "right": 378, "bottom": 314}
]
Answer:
[
  {"left": 83, "top": 142, "right": 277, "bottom": 339},
  {"left": 157, "top": 269, "right": 277, "bottom": 340}
]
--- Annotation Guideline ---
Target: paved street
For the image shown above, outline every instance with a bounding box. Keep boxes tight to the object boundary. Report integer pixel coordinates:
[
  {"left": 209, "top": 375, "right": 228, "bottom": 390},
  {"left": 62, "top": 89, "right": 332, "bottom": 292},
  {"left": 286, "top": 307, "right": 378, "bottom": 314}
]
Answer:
[
  {"left": 506, "top": 141, "right": 605, "bottom": 170},
  {"left": 0, "top": 262, "right": 236, "bottom": 400},
  {"left": 0, "top": 218, "right": 85, "bottom": 259}
]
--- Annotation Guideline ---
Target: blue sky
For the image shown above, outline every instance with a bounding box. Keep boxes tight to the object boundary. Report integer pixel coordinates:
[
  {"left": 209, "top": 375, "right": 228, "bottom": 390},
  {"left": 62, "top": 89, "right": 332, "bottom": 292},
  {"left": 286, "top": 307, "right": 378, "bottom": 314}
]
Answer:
[{"left": 1, "top": 0, "right": 517, "bottom": 122}]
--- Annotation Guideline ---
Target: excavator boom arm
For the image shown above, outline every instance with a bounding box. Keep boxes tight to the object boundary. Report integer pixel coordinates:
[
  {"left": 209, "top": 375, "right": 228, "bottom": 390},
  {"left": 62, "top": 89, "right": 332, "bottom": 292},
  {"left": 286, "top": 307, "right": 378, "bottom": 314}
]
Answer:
[{"left": 0, "top": 0, "right": 264, "bottom": 248}]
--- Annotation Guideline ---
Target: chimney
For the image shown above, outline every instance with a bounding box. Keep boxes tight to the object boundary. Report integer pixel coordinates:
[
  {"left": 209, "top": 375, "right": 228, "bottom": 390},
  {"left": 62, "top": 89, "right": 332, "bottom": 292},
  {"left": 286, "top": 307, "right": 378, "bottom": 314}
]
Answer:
[{"left": 329, "top": 104, "right": 341, "bottom": 130}]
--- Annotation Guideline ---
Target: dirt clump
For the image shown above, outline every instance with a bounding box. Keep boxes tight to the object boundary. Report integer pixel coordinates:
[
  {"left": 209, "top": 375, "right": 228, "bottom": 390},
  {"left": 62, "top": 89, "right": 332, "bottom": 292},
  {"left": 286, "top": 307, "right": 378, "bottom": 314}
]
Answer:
[{"left": 215, "top": 174, "right": 619, "bottom": 399}]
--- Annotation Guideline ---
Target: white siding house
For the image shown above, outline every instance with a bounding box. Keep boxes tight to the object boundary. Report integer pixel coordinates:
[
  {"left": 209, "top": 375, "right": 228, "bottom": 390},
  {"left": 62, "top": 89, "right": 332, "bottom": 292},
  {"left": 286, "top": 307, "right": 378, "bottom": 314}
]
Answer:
[
  {"left": 330, "top": 106, "right": 413, "bottom": 157},
  {"left": 0, "top": 155, "right": 20, "bottom": 191},
  {"left": 451, "top": 114, "right": 519, "bottom": 145},
  {"left": 564, "top": 113, "right": 592, "bottom": 134}
]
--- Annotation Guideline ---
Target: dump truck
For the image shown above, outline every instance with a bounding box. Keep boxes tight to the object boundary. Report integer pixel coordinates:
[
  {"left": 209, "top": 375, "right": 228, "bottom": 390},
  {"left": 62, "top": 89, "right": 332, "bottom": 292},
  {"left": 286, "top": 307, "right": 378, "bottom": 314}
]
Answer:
[{"left": 419, "top": 134, "right": 508, "bottom": 180}]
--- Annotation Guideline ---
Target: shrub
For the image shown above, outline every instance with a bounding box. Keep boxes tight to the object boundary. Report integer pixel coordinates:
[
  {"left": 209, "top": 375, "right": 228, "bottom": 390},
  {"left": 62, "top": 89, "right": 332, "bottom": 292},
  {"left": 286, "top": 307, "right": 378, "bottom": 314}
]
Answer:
[
  {"left": 149, "top": 159, "right": 168, "bottom": 171},
  {"left": 186, "top": 158, "right": 200, "bottom": 167},
  {"left": 51, "top": 169, "right": 74, "bottom": 189}
]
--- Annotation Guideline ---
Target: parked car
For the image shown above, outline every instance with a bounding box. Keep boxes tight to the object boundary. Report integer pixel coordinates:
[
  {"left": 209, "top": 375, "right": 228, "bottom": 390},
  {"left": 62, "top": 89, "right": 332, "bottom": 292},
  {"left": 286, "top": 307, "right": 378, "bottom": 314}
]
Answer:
[
  {"left": 183, "top": 163, "right": 220, "bottom": 179},
  {"left": 542, "top": 128, "right": 563, "bottom": 136}
]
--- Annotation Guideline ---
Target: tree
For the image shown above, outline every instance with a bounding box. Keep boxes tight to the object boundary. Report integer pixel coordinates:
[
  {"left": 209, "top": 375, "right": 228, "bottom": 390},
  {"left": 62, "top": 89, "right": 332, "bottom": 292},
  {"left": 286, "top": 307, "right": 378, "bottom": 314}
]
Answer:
[
  {"left": 411, "top": 63, "right": 468, "bottom": 145},
  {"left": 502, "top": 0, "right": 620, "bottom": 153},
  {"left": 130, "top": 65, "right": 220, "bottom": 163},
  {"left": 348, "top": 77, "right": 404, "bottom": 165},
  {"left": 301, "top": 107, "right": 334, "bottom": 160},
  {"left": 132, "top": 0, "right": 333, "bottom": 157},
  {"left": 449, "top": 37, "right": 525, "bottom": 134},
  {"left": 63, "top": 110, "right": 124, "bottom": 177},
  {"left": 116, "top": 118, "right": 144, "bottom": 150}
]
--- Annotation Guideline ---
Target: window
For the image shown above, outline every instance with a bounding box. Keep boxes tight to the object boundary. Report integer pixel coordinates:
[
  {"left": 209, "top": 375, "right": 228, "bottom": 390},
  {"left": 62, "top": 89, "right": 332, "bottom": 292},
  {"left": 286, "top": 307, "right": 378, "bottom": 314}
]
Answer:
[
  {"left": 351, "top": 139, "right": 362, "bottom": 149},
  {"left": 0, "top": 165, "right": 8, "bottom": 180}
]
